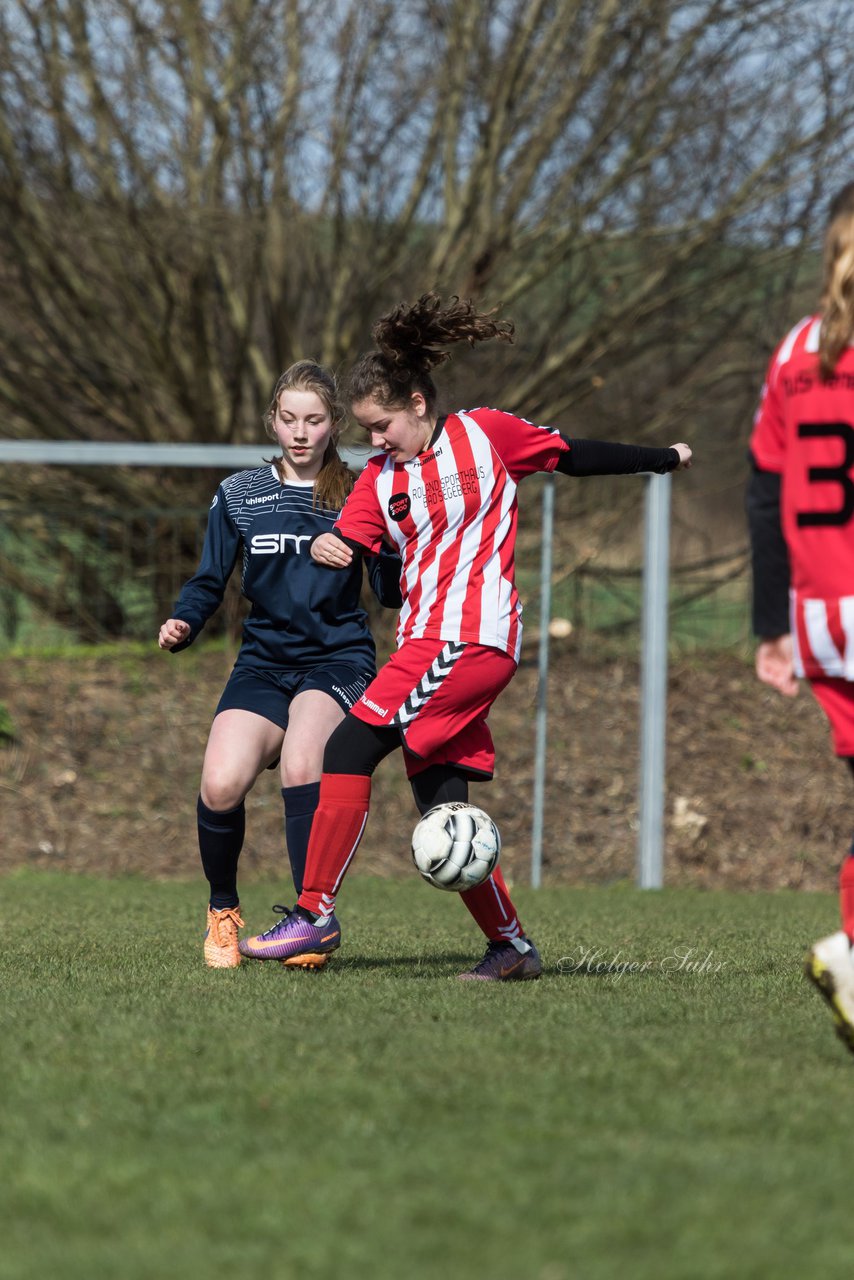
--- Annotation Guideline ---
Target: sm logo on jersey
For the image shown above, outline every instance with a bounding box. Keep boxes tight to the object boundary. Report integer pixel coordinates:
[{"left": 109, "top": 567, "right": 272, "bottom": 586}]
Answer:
[{"left": 250, "top": 533, "right": 312, "bottom": 554}]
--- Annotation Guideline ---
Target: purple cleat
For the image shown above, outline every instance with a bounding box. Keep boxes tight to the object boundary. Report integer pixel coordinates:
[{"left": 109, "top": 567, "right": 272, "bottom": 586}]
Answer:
[
  {"left": 238, "top": 904, "right": 341, "bottom": 967},
  {"left": 458, "top": 937, "right": 542, "bottom": 982}
]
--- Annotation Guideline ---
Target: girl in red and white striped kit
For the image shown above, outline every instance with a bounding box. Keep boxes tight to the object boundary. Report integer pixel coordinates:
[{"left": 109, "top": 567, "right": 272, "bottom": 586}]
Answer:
[
  {"left": 239, "top": 293, "right": 691, "bottom": 979},
  {"left": 748, "top": 182, "right": 854, "bottom": 1050}
]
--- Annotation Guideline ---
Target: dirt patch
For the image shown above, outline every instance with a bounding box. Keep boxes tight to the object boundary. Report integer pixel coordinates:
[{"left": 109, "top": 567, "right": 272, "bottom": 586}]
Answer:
[{"left": 0, "top": 642, "right": 849, "bottom": 893}]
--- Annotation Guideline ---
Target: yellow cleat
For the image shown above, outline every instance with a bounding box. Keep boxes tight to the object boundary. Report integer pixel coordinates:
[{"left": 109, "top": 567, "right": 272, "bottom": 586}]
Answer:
[
  {"left": 805, "top": 931, "right": 854, "bottom": 1056},
  {"left": 203, "top": 904, "right": 245, "bottom": 969}
]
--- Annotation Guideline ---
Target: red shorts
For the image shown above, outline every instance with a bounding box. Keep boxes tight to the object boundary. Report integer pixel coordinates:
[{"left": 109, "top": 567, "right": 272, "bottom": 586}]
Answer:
[
  {"left": 810, "top": 677, "right": 854, "bottom": 757},
  {"left": 351, "top": 638, "right": 517, "bottom": 779}
]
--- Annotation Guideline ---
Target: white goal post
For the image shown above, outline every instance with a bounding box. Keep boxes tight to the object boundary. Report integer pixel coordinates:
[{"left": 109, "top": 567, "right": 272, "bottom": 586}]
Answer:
[
  {"left": 530, "top": 471, "right": 671, "bottom": 891},
  {"left": 0, "top": 440, "right": 373, "bottom": 469}
]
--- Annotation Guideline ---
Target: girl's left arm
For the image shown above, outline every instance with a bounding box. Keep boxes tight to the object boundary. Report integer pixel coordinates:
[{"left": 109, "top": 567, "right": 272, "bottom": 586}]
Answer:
[
  {"left": 470, "top": 408, "right": 690, "bottom": 477},
  {"left": 554, "top": 438, "right": 691, "bottom": 476}
]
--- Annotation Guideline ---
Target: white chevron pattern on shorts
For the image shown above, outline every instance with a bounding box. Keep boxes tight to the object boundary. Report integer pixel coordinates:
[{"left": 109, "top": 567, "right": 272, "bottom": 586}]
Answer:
[{"left": 393, "top": 641, "right": 465, "bottom": 728}]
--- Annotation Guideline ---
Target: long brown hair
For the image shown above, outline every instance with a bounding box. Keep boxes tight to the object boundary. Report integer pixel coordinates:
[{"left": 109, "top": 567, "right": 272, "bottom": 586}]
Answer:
[
  {"left": 819, "top": 182, "right": 854, "bottom": 380},
  {"left": 264, "top": 360, "right": 354, "bottom": 511},
  {"left": 346, "top": 293, "right": 514, "bottom": 412}
]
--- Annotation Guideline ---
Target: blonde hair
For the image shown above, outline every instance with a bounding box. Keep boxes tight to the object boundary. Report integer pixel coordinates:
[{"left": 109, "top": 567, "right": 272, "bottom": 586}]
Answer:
[
  {"left": 819, "top": 183, "right": 854, "bottom": 380},
  {"left": 264, "top": 360, "right": 354, "bottom": 511}
]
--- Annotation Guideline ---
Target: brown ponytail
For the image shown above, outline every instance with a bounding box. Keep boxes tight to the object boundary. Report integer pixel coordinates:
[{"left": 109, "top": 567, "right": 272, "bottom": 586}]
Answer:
[{"left": 346, "top": 293, "right": 514, "bottom": 411}]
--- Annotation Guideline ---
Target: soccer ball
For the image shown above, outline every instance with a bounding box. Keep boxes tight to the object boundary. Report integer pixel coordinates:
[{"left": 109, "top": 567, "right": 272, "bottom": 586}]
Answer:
[{"left": 411, "top": 802, "right": 501, "bottom": 891}]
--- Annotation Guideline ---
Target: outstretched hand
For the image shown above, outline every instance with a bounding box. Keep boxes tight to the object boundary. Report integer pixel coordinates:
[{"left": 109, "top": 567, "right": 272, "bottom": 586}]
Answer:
[
  {"left": 756, "top": 635, "right": 798, "bottom": 697},
  {"left": 158, "top": 618, "right": 191, "bottom": 650},
  {"left": 670, "top": 443, "right": 692, "bottom": 470}
]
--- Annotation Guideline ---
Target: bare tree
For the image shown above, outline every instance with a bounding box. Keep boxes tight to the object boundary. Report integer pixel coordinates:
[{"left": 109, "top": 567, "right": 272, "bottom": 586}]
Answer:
[{"left": 1, "top": 0, "right": 853, "bottom": 635}]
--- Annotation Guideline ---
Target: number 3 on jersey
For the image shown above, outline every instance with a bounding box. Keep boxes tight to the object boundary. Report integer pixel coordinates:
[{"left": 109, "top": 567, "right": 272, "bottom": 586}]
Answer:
[{"left": 797, "top": 421, "right": 854, "bottom": 527}]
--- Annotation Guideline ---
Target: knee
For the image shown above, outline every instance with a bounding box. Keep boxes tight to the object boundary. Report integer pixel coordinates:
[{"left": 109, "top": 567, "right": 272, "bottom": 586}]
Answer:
[
  {"left": 322, "top": 714, "right": 397, "bottom": 774},
  {"left": 200, "top": 772, "right": 250, "bottom": 813},
  {"left": 280, "top": 758, "right": 320, "bottom": 788}
]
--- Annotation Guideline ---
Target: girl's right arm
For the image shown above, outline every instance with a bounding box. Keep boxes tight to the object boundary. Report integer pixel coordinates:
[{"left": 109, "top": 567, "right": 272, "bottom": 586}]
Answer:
[
  {"left": 156, "top": 485, "right": 241, "bottom": 652},
  {"left": 756, "top": 634, "right": 798, "bottom": 697},
  {"left": 158, "top": 618, "right": 191, "bottom": 650}
]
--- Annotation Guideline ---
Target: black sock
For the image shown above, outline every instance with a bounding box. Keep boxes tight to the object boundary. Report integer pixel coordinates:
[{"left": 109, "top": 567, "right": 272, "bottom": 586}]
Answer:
[
  {"left": 409, "top": 764, "right": 469, "bottom": 816},
  {"left": 281, "top": 781, "right": 320, "bottom": 896},
  {"left": 197, "top": 795, "right": 245, "bottom": 909}
]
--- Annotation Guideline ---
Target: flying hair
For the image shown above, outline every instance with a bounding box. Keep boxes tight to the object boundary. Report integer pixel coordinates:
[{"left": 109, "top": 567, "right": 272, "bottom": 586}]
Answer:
[
  {"left": 346, "top": 293, "right": 515, "bottom": 412},
  {"left": 819, "top": 182, "right": 854, "bottom": 380}
]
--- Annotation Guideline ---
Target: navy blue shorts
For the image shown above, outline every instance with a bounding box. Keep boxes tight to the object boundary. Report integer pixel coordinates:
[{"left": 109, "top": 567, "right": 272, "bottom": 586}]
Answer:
[{"left": 214, "top": 662, "right": 374, "bottom": 731}]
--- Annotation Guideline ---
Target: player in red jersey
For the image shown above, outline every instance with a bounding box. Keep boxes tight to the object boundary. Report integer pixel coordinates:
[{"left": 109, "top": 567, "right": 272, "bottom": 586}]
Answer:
[
  {"left": 239, "top": 294, "right": 692, "bottom": 979},
  {"left": 748, "top": 181, "right": 854, "bottom": 1052}
]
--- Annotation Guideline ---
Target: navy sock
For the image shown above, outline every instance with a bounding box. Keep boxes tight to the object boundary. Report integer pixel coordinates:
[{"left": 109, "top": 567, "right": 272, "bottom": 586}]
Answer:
[
  {"left": 197, "top": 795, "right": 245, "bottom": 910},
  {"left": 282, "top": 781, "right": 321, "bottom": 896}
]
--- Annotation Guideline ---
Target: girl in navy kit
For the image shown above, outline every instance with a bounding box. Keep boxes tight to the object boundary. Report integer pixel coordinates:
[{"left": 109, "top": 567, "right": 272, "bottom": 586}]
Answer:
[
  {"left": 158, "top": 360, "right": 400, "bottom": 968},
  {"left": 238, "top": 296, "right": 692, "bottom": 980}
]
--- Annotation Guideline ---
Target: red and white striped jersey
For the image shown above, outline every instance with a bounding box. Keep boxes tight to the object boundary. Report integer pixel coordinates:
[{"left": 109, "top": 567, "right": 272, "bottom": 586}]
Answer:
[
  {"left": 751, "top": 314, "right": 854, "bottom": 678},
  {"left": 336, "top": 407, "right": 568, "bottom": 661}
]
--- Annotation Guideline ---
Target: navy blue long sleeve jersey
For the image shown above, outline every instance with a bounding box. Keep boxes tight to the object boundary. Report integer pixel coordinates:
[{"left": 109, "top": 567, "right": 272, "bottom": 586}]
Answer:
[{"left": 170, "top": 465, "right": 401, "bottom": 671}]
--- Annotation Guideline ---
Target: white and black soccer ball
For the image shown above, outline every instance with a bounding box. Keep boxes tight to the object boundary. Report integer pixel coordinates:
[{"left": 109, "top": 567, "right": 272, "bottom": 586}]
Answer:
[{"left": 411, "top": 802, "right": 501, "bottom": 891}]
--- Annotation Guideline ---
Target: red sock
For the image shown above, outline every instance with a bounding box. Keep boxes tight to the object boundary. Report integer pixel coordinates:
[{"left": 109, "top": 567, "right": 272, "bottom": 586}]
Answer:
[
  {"left": 461, "top": 864, "right": 525, "bottom": 944},
  {"left": 840, "top": 856, "right": 854, "bottom": 942},
  {"left": 297, "top": 773, "right": 372, "bottom": 918}
]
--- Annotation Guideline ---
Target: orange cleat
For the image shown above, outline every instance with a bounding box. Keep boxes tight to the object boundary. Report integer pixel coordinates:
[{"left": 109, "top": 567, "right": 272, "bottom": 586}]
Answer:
[
  {"left": 203, "top": 904, "right": 245, "bottom": 969},
  {"left": 281, "top": 950, "right": 330, "bottom": 970}
]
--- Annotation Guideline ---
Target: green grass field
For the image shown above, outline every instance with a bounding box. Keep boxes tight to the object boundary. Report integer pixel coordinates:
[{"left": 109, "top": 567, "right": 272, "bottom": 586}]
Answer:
[{"left": 2, "top": 871, "right": 851, "bottom": 1280}]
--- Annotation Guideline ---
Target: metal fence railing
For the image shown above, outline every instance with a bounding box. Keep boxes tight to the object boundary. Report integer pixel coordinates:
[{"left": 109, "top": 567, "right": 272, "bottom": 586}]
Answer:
[
  {"left": 0, "top": 445, "right": 752, "bottom": 894},
  {"left": 0, "top": 496, "right": 751, "bottom": 654}
]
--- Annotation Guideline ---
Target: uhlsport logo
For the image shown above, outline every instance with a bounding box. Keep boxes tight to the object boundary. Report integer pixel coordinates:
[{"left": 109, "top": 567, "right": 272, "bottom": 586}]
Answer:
[{"left": 388, "top": 492, "right": 411, "bottom": 522}]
